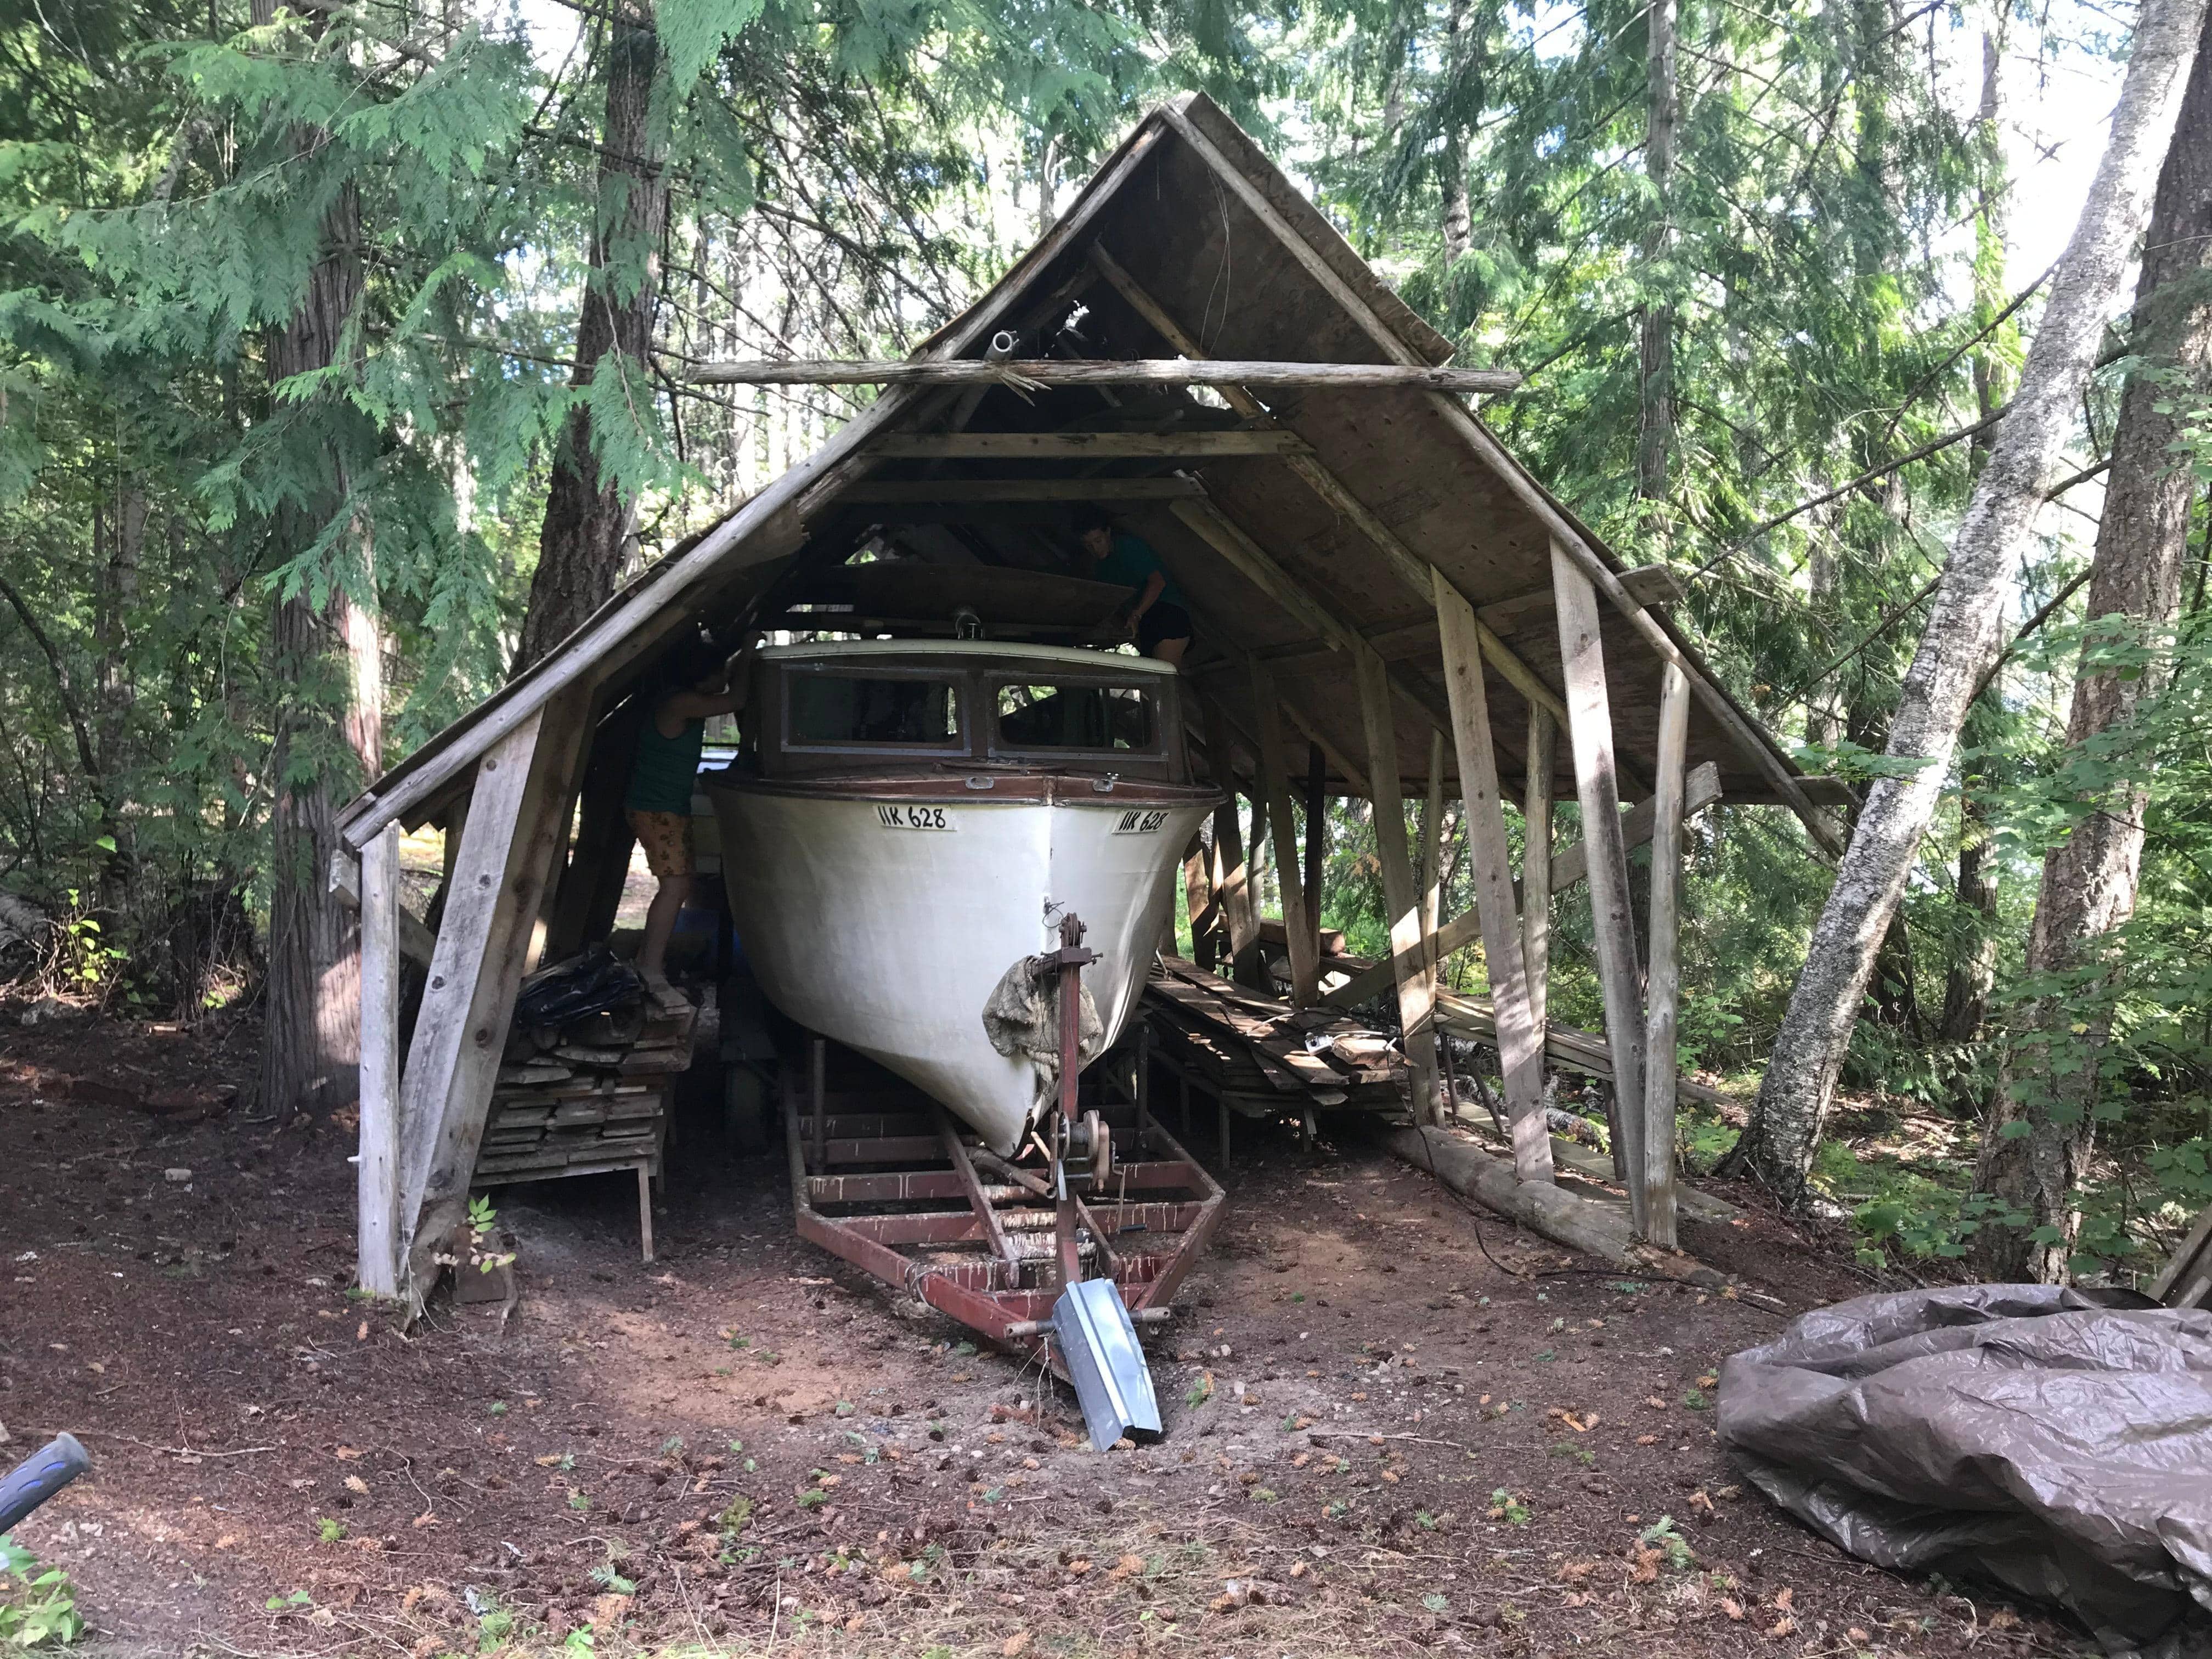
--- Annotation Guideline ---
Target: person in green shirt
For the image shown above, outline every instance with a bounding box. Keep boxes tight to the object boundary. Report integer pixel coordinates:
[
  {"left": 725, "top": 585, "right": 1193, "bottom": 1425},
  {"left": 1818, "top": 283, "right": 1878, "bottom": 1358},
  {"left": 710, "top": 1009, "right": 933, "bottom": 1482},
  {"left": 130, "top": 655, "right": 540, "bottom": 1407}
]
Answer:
[
  {"left": 626, "top": 632, "right": 753, "bottom": 991},
  {"left": 1076, "top": 509, "right": 1193, "bottom": 665}
]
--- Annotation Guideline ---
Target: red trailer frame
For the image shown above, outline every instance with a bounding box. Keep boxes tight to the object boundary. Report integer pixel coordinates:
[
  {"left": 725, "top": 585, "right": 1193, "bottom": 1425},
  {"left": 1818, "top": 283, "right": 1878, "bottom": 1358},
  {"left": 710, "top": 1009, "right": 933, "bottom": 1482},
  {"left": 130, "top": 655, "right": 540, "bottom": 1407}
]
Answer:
[{"left": 780, "top": 919, "right": 1224, "bottom": 1376}]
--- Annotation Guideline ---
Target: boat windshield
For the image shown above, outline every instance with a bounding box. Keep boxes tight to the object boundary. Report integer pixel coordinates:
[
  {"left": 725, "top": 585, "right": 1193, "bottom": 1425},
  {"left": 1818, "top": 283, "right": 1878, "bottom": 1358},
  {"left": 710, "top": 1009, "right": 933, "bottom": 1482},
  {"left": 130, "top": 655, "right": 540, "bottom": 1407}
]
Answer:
[
  {"left": 787, "top": 674, "right": 962, "bottom": 746},
  {"left": 995, "top": 682, "right": 1155, "bottom": 752}
]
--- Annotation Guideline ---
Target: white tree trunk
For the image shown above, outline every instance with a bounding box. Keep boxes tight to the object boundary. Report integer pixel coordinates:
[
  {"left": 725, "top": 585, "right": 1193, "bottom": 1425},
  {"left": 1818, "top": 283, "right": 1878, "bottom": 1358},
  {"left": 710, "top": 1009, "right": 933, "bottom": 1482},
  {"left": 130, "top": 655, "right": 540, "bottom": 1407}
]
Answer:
[
  {"left": 1975, "top": 2, "right": 2212, "bottom": 1281},
  {"left": 1725, "top": 0, "right": 2211, "bottom": 1200}
]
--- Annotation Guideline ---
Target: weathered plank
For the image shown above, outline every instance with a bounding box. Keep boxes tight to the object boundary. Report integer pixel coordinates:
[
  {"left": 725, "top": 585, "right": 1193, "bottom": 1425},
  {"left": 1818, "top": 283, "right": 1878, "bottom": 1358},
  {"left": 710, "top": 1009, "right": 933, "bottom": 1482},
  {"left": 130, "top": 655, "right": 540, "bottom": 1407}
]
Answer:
[
  {"left": 1523, "top": 708, "right": 1557, "bottom": 1076},
  {"left": 1355, "top": 643, "right": 1442, "bottom": 1122},
  {"left": 686, "top": 357, "right": 1522, "bottom": 391},
  {"left": 867, "top": 430, "right": 1313, "bottom": 458},
  {"left": 357, "top": 823, "right": 403, "bottom": 1299},
  {"left": 1553, "top": 539, "right": 1648, "bottom": 1232},
  {"left": 398, "top": 692, "right": 592, "bottom": 1295},
  {"left": 1436, "top": 573, "right": 1554, "bottom": 1183},
  {"left": 1641, "top": 662, "right": 1692, "bottom": 1249},
  {"left": 841, "top": 477, "right": 1205, "bottom": 503},
  {"left": 1195, "top": 691, "right": 1257, "bottom": 963},
  {"left": 1250, "top": 658, "right": 1320, "bottom": 1006}
]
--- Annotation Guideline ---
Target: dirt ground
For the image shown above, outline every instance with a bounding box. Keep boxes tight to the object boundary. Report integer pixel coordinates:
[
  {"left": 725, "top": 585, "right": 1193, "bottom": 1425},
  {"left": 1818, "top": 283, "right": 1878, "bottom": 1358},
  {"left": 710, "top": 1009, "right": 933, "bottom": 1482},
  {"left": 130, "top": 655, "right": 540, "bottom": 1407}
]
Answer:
[{"left": 0, "top": 1000, "right": 2092, "bottom": 1659}]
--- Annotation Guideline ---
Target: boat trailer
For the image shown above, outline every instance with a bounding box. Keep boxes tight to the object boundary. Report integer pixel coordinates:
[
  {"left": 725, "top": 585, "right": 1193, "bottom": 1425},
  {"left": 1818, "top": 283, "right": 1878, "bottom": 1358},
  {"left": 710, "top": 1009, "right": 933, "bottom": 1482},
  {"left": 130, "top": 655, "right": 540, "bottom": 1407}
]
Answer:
[{"left": 781, "top": 916, "right": 1224, "bottom": 1447}]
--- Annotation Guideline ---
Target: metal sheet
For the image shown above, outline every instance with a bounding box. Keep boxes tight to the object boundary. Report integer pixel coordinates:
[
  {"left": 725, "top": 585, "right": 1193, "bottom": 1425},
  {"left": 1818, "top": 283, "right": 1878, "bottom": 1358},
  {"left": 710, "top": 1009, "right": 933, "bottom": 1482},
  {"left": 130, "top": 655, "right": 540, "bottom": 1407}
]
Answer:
[{"left": 1054, "top": 1278, "right": 1163, "bottom": 1452}]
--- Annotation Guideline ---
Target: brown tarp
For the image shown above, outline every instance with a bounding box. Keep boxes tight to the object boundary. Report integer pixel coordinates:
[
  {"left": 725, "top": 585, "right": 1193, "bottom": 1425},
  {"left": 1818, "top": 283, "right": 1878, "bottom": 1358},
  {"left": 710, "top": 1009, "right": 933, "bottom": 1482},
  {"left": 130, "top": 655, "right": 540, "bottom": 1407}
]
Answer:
[{"left": 1718, "top": 1285, "right": 2212, "bottom": 1652}]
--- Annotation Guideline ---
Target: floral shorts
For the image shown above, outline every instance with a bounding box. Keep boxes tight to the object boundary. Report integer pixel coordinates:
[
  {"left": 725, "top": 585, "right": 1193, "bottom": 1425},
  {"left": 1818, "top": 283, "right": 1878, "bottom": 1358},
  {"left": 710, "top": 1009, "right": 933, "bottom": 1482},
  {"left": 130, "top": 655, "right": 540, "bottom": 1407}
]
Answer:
[{"left": 627, "top": 809, "right": 695, "bottom": 878}]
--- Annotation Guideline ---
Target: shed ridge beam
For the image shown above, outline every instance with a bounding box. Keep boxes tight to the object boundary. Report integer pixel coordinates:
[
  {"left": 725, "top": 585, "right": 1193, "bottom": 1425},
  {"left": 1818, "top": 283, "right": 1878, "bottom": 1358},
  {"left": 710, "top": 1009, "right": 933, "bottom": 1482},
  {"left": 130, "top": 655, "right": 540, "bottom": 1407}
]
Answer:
[
  {"left": 868, "top": 431, "right": 1313, "bottom": 458},
  {"left": 684, "top": 358, "right": 1522, "bottom": 391},
  {"left": 1138, "top": 116, "right": 1838, "bottom": 855},
  {"left": 842, "top": 477, "right": 1203, "bottom": 503}
]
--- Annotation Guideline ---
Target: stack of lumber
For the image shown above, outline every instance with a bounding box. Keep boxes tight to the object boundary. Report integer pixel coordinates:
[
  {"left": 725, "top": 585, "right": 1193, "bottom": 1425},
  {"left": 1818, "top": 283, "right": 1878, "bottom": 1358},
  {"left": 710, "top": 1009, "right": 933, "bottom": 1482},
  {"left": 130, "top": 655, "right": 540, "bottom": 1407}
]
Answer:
[
  {"left": 473, "top": 995, "right": 697, "bottom": 1182},
  {"left": 1144, "top": 956, "right": 1408, "bottom": 1121}
]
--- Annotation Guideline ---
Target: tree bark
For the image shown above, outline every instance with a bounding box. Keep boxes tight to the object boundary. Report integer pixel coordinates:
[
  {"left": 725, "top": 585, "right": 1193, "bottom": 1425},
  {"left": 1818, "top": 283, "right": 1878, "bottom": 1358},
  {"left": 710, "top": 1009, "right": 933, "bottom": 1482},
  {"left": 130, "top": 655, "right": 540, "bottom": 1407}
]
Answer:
[
  {"left": 1973, "top": 7, "right": 2212, "bottom": 1280},
  {"left": 1720, "top": 0, "right": 2209, "bottom": 1202},
  {"left": 1637, "top": 0, "right": 1678, "bottom": 503},
  {"left": 1440, "top": 0, "right": 1475, "bottom": 268},
  {"left": 1939, "top": 784, "right": 1997, "bottom": 1045},
  {"left": 514, "top": 2, "right": 668, "bottom": 675},
  {"left": 258, "top": 151, "right": 381, "bottom": 1120}
]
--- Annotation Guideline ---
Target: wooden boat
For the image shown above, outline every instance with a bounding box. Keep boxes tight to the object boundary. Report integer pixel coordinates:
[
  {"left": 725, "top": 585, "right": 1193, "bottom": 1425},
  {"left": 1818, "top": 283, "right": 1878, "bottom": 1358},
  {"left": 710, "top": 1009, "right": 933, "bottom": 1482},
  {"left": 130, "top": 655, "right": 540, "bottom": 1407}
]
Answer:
[{"left": 707, "top": 640, "right": 1217, "bottom": 1154}]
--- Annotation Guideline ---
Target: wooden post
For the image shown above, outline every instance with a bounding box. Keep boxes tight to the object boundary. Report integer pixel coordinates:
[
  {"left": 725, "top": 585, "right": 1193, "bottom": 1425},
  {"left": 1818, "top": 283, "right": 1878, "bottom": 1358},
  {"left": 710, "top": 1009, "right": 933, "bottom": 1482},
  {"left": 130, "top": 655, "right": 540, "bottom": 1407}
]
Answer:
[
  {"left": 1642, "top": 663, "right": 1691, "bottom": 1249},
  {"left": 1523, "top": 708, "right": 1557, "bottom": 1100},
  {"left": 1197, "top": 693, "right": 1256, "bottom": 966},
  {"left": 1235, "top": 792, "right": 1269, "bottom": 989},
  {"left": 397, "top": 693, "right": 592, "bottom": 1293},
  {"left": 1353, "top": 644, "right": 1442, "bottom": 1125},
  {"left": 1421, "top": 729, "right": 1446, "bottom": 975},
  {"left": 545, "top": 693, "right": 645, "bottom": 962},
  {"left": 1304, "top": 741, "right": 1327, "bottom": 967},
  {"left": 1435, "top": 574, "right": 1556, "bottom": 1184},
  {"left": 356, "top": 823, "right": 403, "bottom": 1299},
  {"left": 1550, "top": 540, "right": 1647, "bottom": 1229},
  {"left": 1251, "top": 659, "right": 1321, "bottom": 1006},
  {"left": 811, "top": 1035, "right": 828, "bottom": 1173},
  {"left": 1180, "top": 831, "right": 1212, "bottom": 967}
]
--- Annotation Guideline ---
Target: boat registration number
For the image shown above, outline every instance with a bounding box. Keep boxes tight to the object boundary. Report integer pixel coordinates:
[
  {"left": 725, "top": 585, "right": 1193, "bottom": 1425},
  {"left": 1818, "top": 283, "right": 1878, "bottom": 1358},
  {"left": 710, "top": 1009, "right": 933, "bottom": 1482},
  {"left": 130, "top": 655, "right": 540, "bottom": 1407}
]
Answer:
[
  {"left": 1110, "top": 809, "right": 1171, "bottom": 835},
  {"left": 877, "top": 804, "right": 953, "bottom": 831}
]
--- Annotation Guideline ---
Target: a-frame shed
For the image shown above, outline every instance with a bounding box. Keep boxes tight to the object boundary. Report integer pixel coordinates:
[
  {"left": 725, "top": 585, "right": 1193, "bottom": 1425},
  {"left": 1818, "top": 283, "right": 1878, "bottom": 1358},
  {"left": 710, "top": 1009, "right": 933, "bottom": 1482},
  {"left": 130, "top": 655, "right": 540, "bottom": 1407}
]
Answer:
[{"left": 334, "top": 92, "right": 1844, "bottom": 1300}]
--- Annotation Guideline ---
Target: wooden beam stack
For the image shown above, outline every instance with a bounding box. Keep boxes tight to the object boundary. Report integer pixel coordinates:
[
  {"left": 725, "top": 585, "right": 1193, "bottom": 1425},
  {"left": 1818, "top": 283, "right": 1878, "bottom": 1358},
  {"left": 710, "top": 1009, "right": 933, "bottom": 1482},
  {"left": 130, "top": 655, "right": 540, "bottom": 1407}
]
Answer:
[
  {"left": 1144, "top": 956, "right": 1407, "bottom": 1122},
  {"left": 473, "top": 996, "right": 697, "bottom": 1182}
]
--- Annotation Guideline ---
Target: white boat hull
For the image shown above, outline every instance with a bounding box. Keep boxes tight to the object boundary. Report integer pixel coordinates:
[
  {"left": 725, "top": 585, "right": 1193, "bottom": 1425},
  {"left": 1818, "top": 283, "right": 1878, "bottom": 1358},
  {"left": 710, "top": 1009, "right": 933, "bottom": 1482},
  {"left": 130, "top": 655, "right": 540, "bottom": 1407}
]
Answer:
[{"left": 710, "top": 784, "right": 1212, "bottom": 1155}]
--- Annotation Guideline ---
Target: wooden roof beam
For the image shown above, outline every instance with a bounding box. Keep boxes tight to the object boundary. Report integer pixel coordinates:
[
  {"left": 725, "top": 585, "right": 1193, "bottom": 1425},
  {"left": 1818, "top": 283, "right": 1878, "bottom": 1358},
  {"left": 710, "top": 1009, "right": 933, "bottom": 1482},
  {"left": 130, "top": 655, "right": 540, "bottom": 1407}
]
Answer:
[
  {"left": 841, "top": 477, "right": 1203, "bottom": 503},
  {"left": 1083, "top": 242, "right": 1570, "bottom": 737},
  {"left": 685, "top": 358, "right": 1523, "bottom": 391},
  {"left": 1172, "top": 498, "right": 1458, "bottom": 746},
  {"left": 867, "top": 430, "right": 1311, "bottom": 459}
]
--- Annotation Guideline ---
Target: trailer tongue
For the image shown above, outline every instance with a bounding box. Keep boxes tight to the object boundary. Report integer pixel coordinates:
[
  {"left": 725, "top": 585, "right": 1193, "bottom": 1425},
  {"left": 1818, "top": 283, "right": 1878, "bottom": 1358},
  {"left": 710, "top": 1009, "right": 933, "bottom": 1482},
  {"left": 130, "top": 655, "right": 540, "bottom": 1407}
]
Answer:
[{"left": 781, "top": 916, "right": 1223, "bottom": 1449}]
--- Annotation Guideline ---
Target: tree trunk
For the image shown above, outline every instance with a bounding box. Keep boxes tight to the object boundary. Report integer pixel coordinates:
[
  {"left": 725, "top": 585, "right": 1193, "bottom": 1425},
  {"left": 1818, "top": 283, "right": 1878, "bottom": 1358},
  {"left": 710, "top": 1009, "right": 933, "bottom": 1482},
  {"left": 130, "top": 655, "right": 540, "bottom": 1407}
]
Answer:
[
  {"left": 1719, "top": 0, "right": 2209, "bottom": 1202},
  {"left": 1937, "top": 20, "right": 2008, "bottom": 1070},
  {"left": 1439, "top": 0, "right": 1476, "bottom": 267},
  {"left": 1972, "top": 9, "right": 2212, "bottom": 1281},
  {"left": 1939, "top": 785, "right": 1997, "bottom": 1044},
  {"left": 514, "top": 2, "right": 668, "bottom": 675},
  {"left": 259, "top": 158, "right": 381, "bottom": 1120},
  {"left": 1637, "top": 0, "right": 1678, "bottom": 504}
]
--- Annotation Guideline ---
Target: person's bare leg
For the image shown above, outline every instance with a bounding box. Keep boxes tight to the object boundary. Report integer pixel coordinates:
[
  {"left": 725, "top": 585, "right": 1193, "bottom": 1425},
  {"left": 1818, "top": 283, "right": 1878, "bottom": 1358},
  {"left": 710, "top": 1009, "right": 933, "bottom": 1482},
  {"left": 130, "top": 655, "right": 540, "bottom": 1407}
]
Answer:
[
  {"left": 1153, "top": 635, "right": 1189, "bottom": 668},
  {"left": 638, "top": 873, "right": 693, "bottom": 985}
]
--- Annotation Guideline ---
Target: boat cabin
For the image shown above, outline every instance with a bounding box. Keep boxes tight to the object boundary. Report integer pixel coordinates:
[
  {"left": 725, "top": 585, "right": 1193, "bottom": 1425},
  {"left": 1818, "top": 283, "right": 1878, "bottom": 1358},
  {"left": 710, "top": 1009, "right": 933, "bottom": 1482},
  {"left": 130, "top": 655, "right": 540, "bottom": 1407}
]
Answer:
[{"left": 744, "top": 640, "right": 1193, "bottom": 786}]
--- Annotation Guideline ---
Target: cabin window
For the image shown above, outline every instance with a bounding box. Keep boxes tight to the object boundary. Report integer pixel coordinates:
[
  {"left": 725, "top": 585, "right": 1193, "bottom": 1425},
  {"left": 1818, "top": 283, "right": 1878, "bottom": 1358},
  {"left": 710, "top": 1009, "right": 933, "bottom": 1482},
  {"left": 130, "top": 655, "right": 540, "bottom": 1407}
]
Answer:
[
  {"left": 786, "top": 673, "right": 962, "bottom": 747},
  {"left": 995, "top": 682, "right": 1155, "bottom": 752}
]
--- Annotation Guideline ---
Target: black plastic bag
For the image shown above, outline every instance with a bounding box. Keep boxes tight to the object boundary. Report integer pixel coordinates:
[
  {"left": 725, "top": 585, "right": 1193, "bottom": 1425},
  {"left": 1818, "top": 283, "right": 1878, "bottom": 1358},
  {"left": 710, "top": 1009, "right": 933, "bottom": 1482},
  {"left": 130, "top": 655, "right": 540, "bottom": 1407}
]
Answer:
[
  {"left": 1719, "top": 1284, "right": 2212, "bottom": 1652},
  {"left": 514, "top": 945, "right": 644, "bottom": 1028}
]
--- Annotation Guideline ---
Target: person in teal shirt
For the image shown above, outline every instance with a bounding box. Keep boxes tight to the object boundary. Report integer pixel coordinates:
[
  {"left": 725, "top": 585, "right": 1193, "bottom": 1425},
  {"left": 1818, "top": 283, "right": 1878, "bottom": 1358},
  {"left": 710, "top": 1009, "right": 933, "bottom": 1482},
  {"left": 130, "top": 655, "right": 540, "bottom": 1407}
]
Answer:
[
  {"left": 626, "top": 632, "right": 752, "bottom": 990},
  {"left": 1076, "top": 509, "right": 1193, "bottom": 665}
]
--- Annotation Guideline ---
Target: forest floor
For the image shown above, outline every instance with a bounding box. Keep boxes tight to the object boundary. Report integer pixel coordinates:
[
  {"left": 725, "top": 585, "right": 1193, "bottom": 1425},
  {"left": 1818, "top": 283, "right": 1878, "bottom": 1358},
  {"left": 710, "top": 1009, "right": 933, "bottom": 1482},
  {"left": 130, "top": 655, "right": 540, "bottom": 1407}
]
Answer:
[{"left": 0, "top": 997, "right": 2092, "bottom": 1659}]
